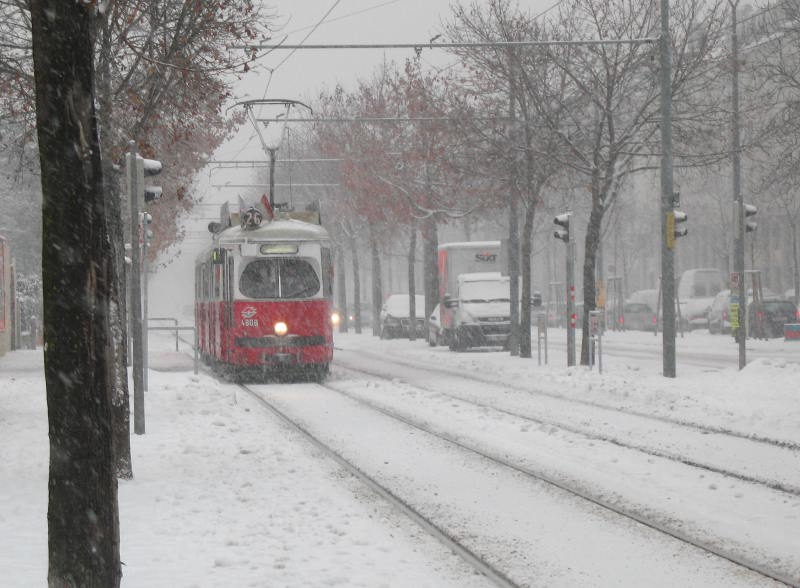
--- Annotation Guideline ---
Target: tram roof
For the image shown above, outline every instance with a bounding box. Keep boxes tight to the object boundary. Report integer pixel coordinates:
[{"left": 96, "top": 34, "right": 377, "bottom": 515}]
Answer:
[{"left": 214, "top": 218, "right": 330, "bottom": 246}]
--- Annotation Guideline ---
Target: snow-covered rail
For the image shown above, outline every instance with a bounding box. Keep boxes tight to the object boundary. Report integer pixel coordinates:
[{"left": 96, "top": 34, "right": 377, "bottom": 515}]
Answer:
[
  {"left": 337, "top": 346, "right": 800, "bottom": 451},
  {"left": 316, "top": 374, "right": 799, "bottom": 587},
  {"left": 236, "top": 382, "right": 522, "bottom": 588},
  {"left": 333, "top": 359, "right": 800, "bottom": 496},
  {"left": 234, "top": 377, "right": 797, "bottom": 586}
]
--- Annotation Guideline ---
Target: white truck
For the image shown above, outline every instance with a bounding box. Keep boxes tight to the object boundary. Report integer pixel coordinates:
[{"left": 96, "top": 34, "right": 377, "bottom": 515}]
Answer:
[{"left": 442, "top": 272, "right": 512, "bottom": 350}]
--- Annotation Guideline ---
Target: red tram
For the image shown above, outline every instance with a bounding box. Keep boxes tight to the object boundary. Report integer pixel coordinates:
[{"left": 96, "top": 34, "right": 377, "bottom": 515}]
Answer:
[{"left": 195, "top": 203, "right": 338, "bottom": 381}]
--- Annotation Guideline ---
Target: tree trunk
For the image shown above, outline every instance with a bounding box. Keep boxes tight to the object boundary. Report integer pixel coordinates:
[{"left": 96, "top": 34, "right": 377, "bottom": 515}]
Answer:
[
  {"left": 407, "top": 222, "right": 418, "bottom": 341},
  {"left": 369, "top": 226, "right": 382, "bottom": 336},
  {"left": 96, "top": 8, "right": 132, "bottom": 480},
  {"left": 580, "top": 202, "right": 603, "bottom": 365},
  {"left": 336, "top": 245, "right": 348, "bottom": 332},
  {"left": 421, "top": 214, "right": 439, "bottom": 319},
  {"left": 30, "top": 0, "right": 121, "bottom": 585},
  {"left": 348, "top": 231, "right": 362, "bottom": 334}
]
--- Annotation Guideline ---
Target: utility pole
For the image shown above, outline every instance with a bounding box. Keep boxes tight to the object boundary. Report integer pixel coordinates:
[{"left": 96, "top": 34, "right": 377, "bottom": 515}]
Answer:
[
  {"left": 508, "top": 51, "right": 521, "bottom": 356},
  {"left": 730, "top": 0, "right": 747, "bottom": 370},
  {"left": 127, "top": 141, "right": 145, "bottom": 434},
  {"left": 554, "top": 213, "right": 575, "bottom": 366},
  {"left": 659, "top": 0, "right": 677, "bottom": 378},
  {"left": 142, "top": 214, "right": 150, "bottom": 391},
  {"left": 268, "top": 147, "right": 277, "bottom": 208}
]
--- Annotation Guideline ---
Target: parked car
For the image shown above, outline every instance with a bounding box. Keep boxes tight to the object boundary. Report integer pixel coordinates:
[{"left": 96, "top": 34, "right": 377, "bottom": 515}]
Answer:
[
  {"left": 747, "top": 298, "right": 800, "bottom": 339},
  {"left": 677, "top": 269, "right": 724, "bottom": 331},
  {"left": 427, "top": 304, "right": 444, "bottom": 346},
  {"left": 707, "top": 288, "right": 780, "bottom": 335},
  {"left": 347, "top": 302, "right": 373, "bottom": 330},
  {"left": 621, "top": 302, "right": 656, "bottom": 331},
  {"left": 379, "top": 294, "right": 426, "bottom": 339},
  {"left": 707, "top": 289, "right": 732, "bottom": 334}
]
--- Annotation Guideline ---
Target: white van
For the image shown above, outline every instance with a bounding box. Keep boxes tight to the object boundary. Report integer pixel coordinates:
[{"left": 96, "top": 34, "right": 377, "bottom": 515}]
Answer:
[
  {"left": 442, "top": 272, "right": 512, "bottom": 350},
  {"left": 677, "top": 268, "right": 724, "bottom": 330}
]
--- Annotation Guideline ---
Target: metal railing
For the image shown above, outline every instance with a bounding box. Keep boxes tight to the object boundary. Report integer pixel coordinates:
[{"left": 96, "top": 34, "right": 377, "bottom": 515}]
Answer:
[
  {"left": 149, "top": 317, "right": 179, "bottom": 350},
  {"left": 146, "top": 323, "right": 198, "bottom": 377}
]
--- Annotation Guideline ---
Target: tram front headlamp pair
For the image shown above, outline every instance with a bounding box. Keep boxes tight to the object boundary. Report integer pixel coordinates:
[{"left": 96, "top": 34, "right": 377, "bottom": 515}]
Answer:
[{"left": 330, "top": 311, "right": 341, "bottom": 326}]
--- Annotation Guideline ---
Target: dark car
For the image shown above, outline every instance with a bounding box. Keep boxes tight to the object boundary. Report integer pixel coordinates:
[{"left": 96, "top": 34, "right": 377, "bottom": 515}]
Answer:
[
  {"left": 347, "top": 303, "right": 373, "bottom": 330},
  {"left": 379, "top": 294, "right": 426, "bottom": 339},
  {"left": 621, "top": 302, "right": 656, "bottom": 331},
  {"left": 748, "top": 299, "right": 799, "bottom": 339}
]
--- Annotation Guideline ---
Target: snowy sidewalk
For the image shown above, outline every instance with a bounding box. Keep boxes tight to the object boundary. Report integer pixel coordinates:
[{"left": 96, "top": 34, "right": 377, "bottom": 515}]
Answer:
[{"left": 0, "top": 336, "right": 487, "bottom": 588}]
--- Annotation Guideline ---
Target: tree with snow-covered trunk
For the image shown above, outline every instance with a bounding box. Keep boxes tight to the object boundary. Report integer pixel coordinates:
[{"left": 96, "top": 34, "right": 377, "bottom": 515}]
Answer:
[{"left": 30, "top": 0, "right": 121, "bottom": 584}]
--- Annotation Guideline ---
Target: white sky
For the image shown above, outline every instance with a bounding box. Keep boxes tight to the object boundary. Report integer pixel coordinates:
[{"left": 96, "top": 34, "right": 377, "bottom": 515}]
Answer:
[{"left": 214, "top": 0, "right": 557, "bottom": 162}]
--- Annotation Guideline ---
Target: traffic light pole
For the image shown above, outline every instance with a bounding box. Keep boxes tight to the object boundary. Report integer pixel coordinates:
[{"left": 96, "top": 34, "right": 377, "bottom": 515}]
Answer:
[
  {"left": 731, "top": 0, "right": 747, "bottom": 370},
  {"left": 128, "top": 141, "right": 145, "bottom": 433},
  {"left": 566, "top": 239, "right": 576, "bottom": 367},
  {"left": 142, "top": 218, "right": 149, "bottom": 391},
  {"left": 659, "top": 0, "right": 677, "bottom": 378}
]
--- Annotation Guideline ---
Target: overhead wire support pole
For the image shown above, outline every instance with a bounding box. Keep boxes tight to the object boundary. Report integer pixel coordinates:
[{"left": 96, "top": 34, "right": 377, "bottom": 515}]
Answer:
[
  {"left": 127, "top": 140, "right": 146, "bottom": 433},
  {"left": 659, "top": 0, "right": 677, "bottom": 378},
  {"left": 730, "top": 0, "right": 747, "bottom": 370}
]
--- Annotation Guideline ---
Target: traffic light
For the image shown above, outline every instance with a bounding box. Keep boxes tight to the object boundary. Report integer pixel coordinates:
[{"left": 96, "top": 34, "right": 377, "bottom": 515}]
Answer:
[
  {"left": 137, "top": 156, "right": 163, "bottom": 203},
  {"left": 673, "top": 209, "right": 688, "bottom": 238},
  {"left": 666, "top": 209, "right": 687, "bottom": 249},
  {"left": 744, "top": 203, "right": 757, "bottom": 232},
  {"left": 140, "top": 212, "right": 153, "bottom": 241},
  {"left": 554, "top": 213, "right": 571, "bottom": 243}
]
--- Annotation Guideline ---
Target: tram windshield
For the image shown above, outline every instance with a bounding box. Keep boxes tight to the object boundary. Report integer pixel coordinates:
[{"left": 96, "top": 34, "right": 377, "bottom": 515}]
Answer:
[{"left": 239, "top": 258, "right": 320, "bottom": 299}]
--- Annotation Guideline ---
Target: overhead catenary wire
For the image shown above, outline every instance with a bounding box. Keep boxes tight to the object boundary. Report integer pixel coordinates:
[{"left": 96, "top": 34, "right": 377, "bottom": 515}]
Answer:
[
  {"left": 232, "top": 39, "right": 658, "bottom": 51},
  {"left": 260, "top": 0, "right": 343, "bottom": 100}
]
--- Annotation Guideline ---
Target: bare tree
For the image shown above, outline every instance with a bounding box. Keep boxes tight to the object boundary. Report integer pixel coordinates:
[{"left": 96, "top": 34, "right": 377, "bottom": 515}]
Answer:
[
  {"left": 747, "top": 2, "right": 800, "bottom": 305},
  {"left": 517, "top": 0, "right": 725, "bottom": 363},
  {"left": 446, "top": 0, "right": 566, "bottom": 358}
]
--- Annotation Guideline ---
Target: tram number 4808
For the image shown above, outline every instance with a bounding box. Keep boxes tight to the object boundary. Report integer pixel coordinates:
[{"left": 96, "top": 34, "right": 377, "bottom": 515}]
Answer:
[{"left": 242, "top": 318, "right": 259, "bottom": 327}]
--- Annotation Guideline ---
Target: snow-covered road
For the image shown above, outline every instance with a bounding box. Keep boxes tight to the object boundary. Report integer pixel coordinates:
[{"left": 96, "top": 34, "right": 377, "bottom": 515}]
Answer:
[
  {"left": 3, "top": 328, "right": 799, "bottom": 587},
  {"left": 245, "top": 347, "right": 797, "bottom": 586}
]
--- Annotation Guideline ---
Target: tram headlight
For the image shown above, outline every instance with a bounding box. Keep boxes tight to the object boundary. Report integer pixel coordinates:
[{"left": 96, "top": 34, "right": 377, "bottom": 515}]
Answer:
[
  {"left": 330, "top": 311, "right": 341, "bottom": 326},
  {"left": 274, "top": 321, "right": 288, "bottom": 336}
]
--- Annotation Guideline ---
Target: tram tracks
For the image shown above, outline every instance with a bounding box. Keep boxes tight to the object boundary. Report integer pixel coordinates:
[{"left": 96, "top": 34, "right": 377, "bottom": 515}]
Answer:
[
  {"left": 236, "top": 381, "right": 521, "bottom": 588},
  {"left": 337, "top": 346, "right": 800, "bottom": 452},
  {"left": 332, "top": 358, "right": 800, "bottom": 498},
  {"left": 171, "top": 332, "right": 797, "bottom": 584},
  {"left": 239, "top": 377, "right": 798, "bottom": 587}
]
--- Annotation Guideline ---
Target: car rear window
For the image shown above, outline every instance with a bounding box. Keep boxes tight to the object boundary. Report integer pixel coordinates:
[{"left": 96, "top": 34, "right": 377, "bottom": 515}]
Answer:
[{"left": 763, "top": 301, "right": 796, "bottom": 314}]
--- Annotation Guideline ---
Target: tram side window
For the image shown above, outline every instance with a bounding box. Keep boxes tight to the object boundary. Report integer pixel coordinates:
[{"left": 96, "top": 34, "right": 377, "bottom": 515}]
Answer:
[
  {"left": 213, "top": 265, "right": 222, "bottom": 299},
  {"left": 240, "top": 258, "right": 320, "bottom": 299},
  {"left": 321, "top": 247, "right": 333, "bottom": 298},
  {"left": 201, "top": 264, "right": 211, "bottom": 300}
]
